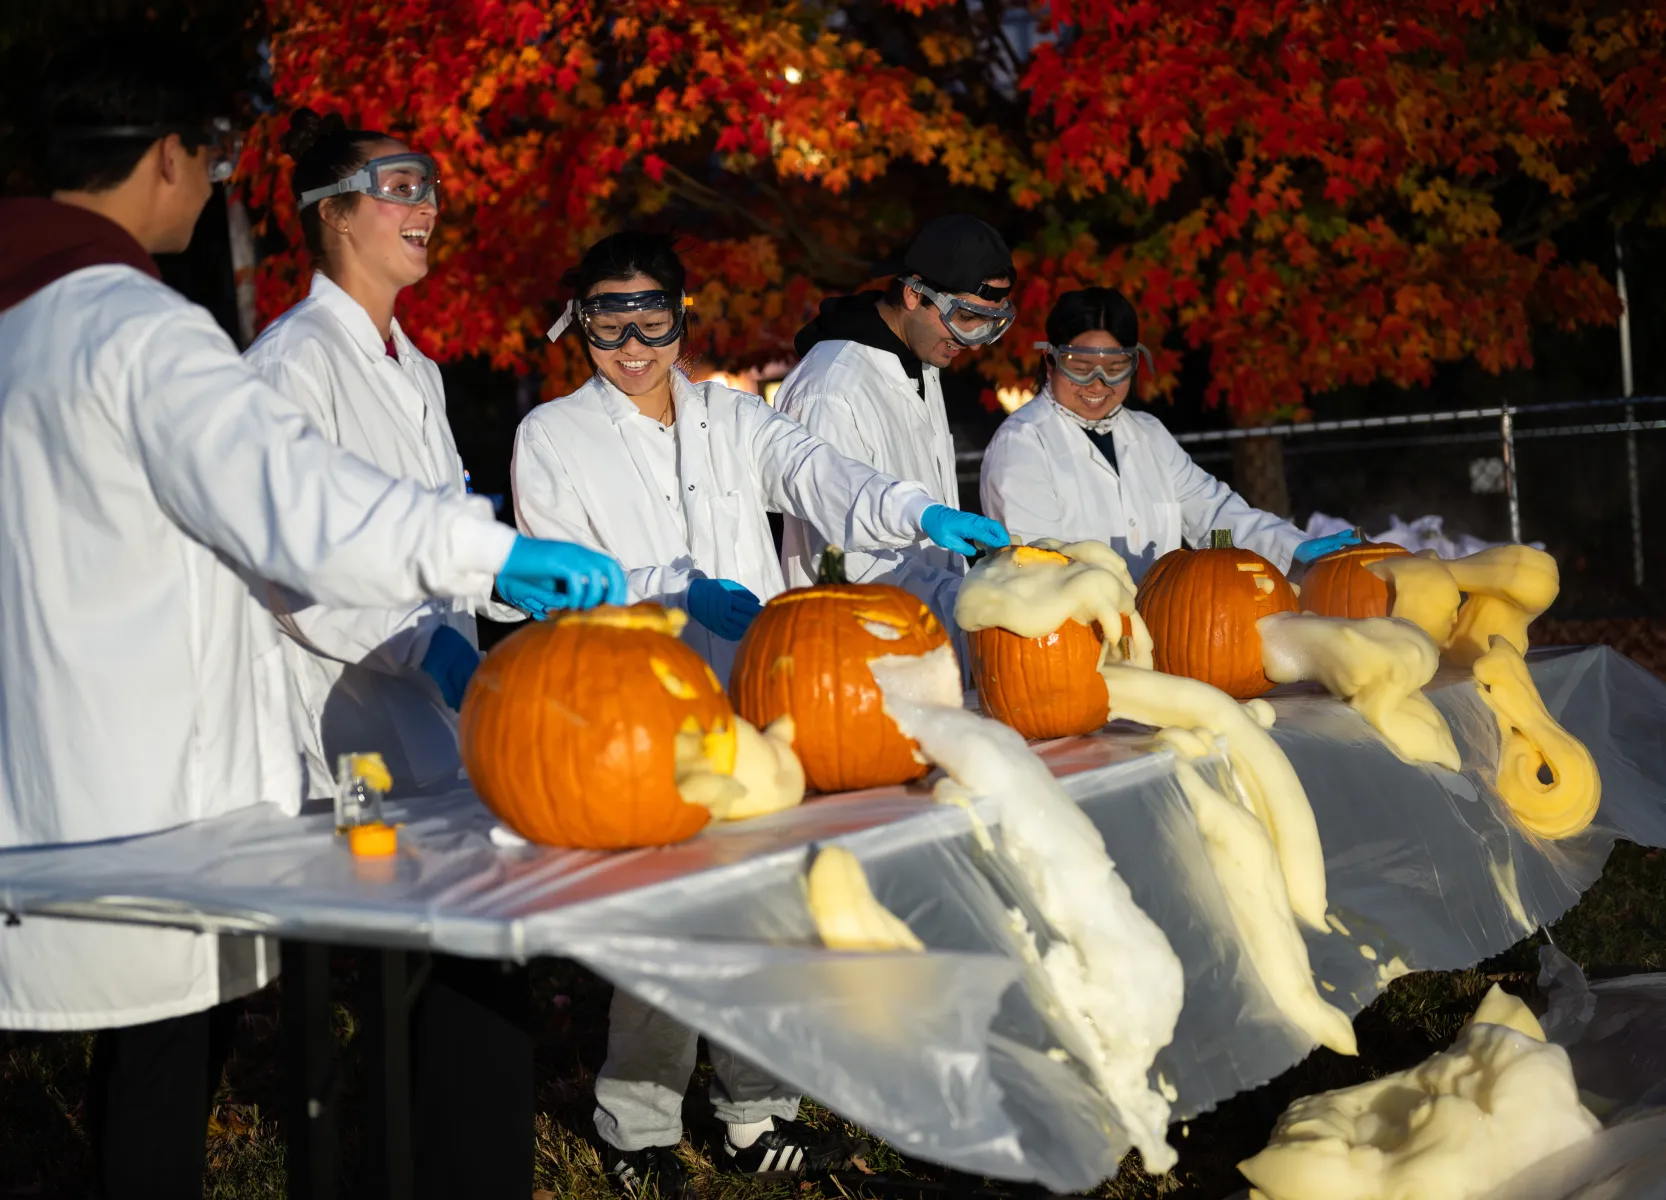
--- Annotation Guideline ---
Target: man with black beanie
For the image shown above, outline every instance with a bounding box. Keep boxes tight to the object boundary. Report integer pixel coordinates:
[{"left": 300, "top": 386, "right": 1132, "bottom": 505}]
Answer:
[{"left": 775, "top": 214, "right": 1015, "bottom": 641}]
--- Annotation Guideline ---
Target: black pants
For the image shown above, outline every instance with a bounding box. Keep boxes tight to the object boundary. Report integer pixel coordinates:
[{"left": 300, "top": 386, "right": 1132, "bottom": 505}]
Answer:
[
  {"left": 410, "top": 954, "right": 534, "bottom": 1200},
  {"left": 85, "top": 1001, "right": 242, "bottom": 1200}
]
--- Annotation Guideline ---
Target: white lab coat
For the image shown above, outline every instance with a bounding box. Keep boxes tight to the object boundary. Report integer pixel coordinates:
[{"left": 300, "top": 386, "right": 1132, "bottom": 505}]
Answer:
[
  {"left": 775, "top": 340, "right": 965, "bottom": 632},
  {"left": 512, "top": 371, "right": 934, "bottom": 682},
  {"left": 0, "top": 265, "right": 516, "bottom": 1030},
  {"left": 246, "top": 274, "right": 519, "bottom": 800},
  {"left": 980, "top": 390, "right": 1307, "bottom": 580}
]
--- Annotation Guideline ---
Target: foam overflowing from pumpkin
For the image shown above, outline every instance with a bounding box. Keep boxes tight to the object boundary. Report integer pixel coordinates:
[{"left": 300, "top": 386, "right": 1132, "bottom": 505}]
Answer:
[
  {"left": 805, "top": 846, "right": 924, "bottom": 952},
  {"left": 955, "top": 540, "right": 1155, "bottom": 669},
  {"left": 1443, "top": 545, "right": 1560, "bottom": 666},
  {"left": 1364, "top": 554, "right": 1462, "bottom": 646},
  {"left": 1159, "top": 729, "right": 1356, "bottom": 1056},
  {"left": 1472, "top": 637, "right": 1601, "bottom": 839},
  {"left": 869, "top": 644, "right": 1185, "bottom": 1173},
  {"left": 1257, "top": 612, "right": 1460, "bottom": 770},
  {"left": 1098, "top": 662, "right": 1330, "bottom": 931},
  {"left": 1365, "top": 544, "right": 1559, "bottom": 667},
  {"left": 1238, "top": 986, "right": 1598, "bottom": 1200},
  {"left": 674, "top": 714, "right": 806, "bottom": 822}
]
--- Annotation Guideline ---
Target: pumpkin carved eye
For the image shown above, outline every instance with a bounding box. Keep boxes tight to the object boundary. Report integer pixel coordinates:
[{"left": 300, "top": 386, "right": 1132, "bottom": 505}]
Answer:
[{"left": 650, "top": 656, "right": 698, "bottom": 699}]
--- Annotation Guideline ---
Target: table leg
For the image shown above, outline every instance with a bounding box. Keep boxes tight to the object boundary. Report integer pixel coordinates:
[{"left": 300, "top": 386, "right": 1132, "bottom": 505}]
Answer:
[
  {"left": 282, "top": 941, "right": 338, "bottom": 1200},
  {"left": 363, "top": 949, "right": 415, "bottom": 1200}
]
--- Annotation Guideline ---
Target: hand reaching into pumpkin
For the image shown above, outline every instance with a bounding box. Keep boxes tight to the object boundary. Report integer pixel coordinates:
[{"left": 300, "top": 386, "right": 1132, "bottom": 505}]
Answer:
[
  {"left": 687, "top": 577, "right": 762, "bottom": 641},
  {"left": 494, "top": 536, "right": 628, "bottom": 618},
  {"left": 919, "top": 505, "right": 1010, "bottom": 557},
  {"left": 1291, "top": 527, "right": 1363, "bottom": 565}
]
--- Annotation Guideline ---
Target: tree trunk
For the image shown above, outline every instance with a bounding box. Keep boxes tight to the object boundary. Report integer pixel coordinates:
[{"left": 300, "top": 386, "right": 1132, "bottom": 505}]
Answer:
[
  {"left": 1232, "top": 433, "right": 1291, "bottom": 517},
  {"left": 226, "top": 193, "right": 257, "bottom": 348}
]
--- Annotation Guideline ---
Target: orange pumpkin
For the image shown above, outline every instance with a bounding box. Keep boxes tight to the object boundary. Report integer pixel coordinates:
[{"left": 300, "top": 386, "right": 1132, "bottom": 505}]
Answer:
[
  {"left": 966, "top": 547, "right": 1133, "bottom": 739},
  {"left": 1135, "top": 529, "right": 1298, "bottom": 700},
  {"left": 730, "top": 548, "right": 950, "bottom": 793},
  {"left": 970, "top": 620, "right": 1110, "bottom": 739},
  {"left": 460, "top": 604, "right": 735, "bottom": 848},
  {"left": 1298, "top": 535, "right": 1412, "bottom": 619}
]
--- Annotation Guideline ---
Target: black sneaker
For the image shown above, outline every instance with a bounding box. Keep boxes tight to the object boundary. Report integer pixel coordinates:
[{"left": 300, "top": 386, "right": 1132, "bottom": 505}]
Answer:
[
  {"left": 603, "top": 1143, "right": 691, "bottom": 1199},
  {"left": 721, "top": 1116, "right": 870, "bottom": 1177}
]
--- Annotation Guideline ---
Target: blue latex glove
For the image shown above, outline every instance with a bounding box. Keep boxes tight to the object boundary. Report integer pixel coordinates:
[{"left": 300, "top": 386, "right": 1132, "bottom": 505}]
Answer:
[
  {"left": 420, "top": 624, "right": 480, "bottom": 709},
  {"left": 920, "top": 505, "right": 1011, "bottom": 557},
  {"left": 686, "top": 577, "right": 762, "bottom": 642},
  {"left": 1292, "top": 527, "right": 1363, "bottom": 566},
  {"left": 495, "top": 536, "right": 627, "bottom": 619}
]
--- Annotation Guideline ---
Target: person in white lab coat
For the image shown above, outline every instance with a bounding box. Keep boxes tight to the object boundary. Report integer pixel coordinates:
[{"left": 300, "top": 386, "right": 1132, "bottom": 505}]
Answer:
[
  {"left": 511, "top": 231, "right": 1006, "bottom": 1198},
  {"left": 246, "top": 108, "right": 515, "bottom": 802},
  {"left": 513, "top": 231, "right": 1006, "bottom": 686},
  {"left": 243, "top": 107, "right": 555, "bottom": 1199},
  {"left": 775, "top": 213, "right": 1018, "bottom": 640},
  {"left": 980, "top": 287, "right": 1361, "bottom": 580},
  {"left": 0, "top": 37, "right": 624, "bottom": 1200}
]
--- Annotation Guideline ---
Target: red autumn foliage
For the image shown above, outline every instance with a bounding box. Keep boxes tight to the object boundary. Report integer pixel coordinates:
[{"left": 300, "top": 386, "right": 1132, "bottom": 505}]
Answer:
[{"left": 242, "top": 0, "right": 1666, "bottom": 419}]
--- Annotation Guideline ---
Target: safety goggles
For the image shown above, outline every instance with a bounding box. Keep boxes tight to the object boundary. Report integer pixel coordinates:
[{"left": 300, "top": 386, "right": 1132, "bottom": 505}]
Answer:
[
  {"left": 908, "top": 277, "right": 1015, "bottom": 346},
  {"left": 298, "top": 153, "right": 441, "bottom": 211},
  {"left": 546, "top": 289, "right": 690, "bottom": 350},
  {"left": 1035, "top": 340, "right": 1153, "bottom": 388},
  {"left": 54, "top": 116, "right": 244, "bottom": 183}
]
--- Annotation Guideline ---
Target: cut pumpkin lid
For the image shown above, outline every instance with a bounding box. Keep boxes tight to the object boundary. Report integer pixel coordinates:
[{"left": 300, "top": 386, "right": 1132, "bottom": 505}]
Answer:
[{"left": 558, "top": 604, "right": 688, "bottom": 637}]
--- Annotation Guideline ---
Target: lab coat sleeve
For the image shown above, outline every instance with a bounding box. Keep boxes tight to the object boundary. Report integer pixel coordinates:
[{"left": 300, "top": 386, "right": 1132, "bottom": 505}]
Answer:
[
  {"left": 779, "top": 388, "right": 965, "bottom": 625},
  {"left": 979, "top": 423, "right": 1063, "bottom": 547},
  {"left": 247, "top": 354, "right": 455, "bottom": 673},
  {"left": 510, "top": 415, "right": 700, "bottom": 608},
  {"left": 1151, "top": 419, "right": 1307, "bottom": 571},
  {"left": 127, "top": 307, "right": 517, "bottom": 610},
  {"left": 751, "top": 403, "right": 934, "bottom": 551}
]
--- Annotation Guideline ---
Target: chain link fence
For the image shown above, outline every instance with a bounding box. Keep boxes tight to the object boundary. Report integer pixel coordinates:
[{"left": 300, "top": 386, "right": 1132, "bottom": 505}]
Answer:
[{"left": 955, "top": 394, "right": 1665, "bottom": 622}]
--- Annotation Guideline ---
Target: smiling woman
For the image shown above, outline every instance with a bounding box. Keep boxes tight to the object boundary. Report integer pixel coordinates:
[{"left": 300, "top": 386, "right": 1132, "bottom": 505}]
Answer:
[
  {"left": 979, "top": 287, "right": 1327, "bottom": 583},
  {"left": 240, "top": 107, "right": 538, "bottom": 1200}
]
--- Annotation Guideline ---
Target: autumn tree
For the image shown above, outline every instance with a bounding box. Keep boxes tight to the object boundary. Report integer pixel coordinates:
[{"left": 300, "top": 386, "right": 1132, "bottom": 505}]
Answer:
[{"left": 246, "top": 0, "right": 1666, "bottom": 503}]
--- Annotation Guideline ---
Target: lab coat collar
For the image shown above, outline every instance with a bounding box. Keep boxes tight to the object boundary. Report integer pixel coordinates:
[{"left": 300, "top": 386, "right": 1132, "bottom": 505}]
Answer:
[
  {"left": 1035, "top": 385, "right": 1133, "bottom": 479},
  {"left": 588, "top": 368, "right": 704, "bottom": 426},
  {"left": 569, "top": 372, "right": 699, "bottom": 562},
  {"left": 841, "top": 340, "right": 929, "bottom": 394},
  {"left": 307, "top": 272, "right": 411, "bottom": 363}
]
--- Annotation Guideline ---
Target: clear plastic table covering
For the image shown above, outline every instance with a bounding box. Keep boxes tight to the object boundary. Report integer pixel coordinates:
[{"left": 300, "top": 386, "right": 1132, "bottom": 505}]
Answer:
[{"left": 1, "top": 647, "right": 1663, "bottom": 1193}]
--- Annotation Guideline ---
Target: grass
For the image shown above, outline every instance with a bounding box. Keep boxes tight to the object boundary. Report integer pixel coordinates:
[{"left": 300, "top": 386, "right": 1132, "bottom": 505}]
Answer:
[{"left": 5, "top": 842, "right": 1665, "bottom": 1199}]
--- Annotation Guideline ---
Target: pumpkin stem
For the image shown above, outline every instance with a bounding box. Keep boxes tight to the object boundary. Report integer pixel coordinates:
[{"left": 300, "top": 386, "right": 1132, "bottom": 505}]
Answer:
[
  {"left": 817, "top": 545, "right": 848, "bottom": 585},
  {"left": 1208, "top": 529, "right": 1235, "bottom": 549}
]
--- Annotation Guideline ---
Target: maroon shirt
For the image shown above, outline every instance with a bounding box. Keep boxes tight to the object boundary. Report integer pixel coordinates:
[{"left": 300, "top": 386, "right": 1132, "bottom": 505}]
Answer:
[{"left": 0, "top": 197, "right": 160, "bottom": 311}]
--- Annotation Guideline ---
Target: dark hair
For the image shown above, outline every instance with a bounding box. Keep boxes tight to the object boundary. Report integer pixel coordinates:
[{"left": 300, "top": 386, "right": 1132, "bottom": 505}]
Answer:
[
  {"left": 1046, "top": 287, "right": 1140, "bottom": 348},
  {"left": 41, "top": 31, "right": 231, "bottom": 193},
  {"left": 562, "top": 231, "right": 687, "bottom": 299},
  {"left": 282, "top": 107, "right": 397, "bottom": 258}
]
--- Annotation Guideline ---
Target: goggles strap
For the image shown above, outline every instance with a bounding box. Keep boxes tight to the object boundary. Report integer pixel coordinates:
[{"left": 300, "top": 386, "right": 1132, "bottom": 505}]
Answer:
[{"left": 546, "top": 299, "right": 577, "bottom": 343}]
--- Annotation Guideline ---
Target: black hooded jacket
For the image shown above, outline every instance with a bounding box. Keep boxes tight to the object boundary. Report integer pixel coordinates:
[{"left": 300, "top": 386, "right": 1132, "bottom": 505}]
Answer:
[{"left": 792, "top": 291, "right": 923, "bottom": 387}]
